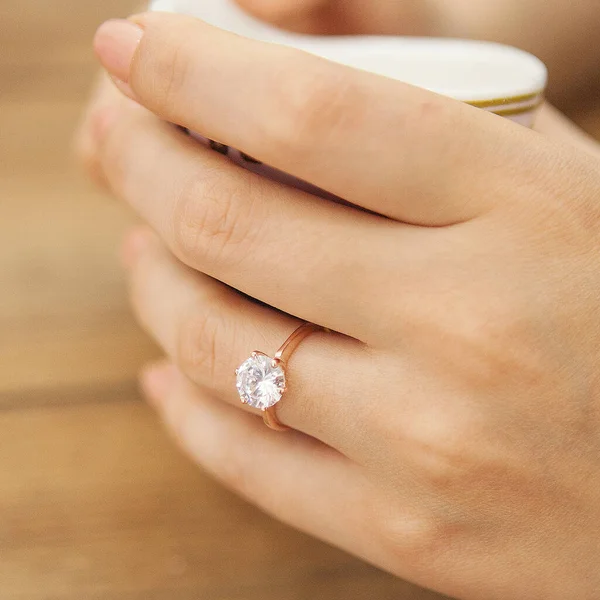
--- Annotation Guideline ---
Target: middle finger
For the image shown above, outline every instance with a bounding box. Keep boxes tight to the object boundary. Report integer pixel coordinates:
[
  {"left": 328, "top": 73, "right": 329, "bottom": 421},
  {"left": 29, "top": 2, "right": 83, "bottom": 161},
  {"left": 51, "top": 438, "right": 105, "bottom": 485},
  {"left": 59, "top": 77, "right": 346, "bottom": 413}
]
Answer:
[{"left": 97, "top": 98, "right": 400, "bottom": 342}]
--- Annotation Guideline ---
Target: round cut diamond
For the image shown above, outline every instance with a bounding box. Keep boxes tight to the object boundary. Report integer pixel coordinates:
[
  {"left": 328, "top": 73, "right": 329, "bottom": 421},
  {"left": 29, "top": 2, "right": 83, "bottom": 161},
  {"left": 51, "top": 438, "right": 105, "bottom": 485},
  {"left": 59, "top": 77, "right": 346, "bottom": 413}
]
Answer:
[{"left": 236, "top": 353, "right": 286, "bottom": 410}]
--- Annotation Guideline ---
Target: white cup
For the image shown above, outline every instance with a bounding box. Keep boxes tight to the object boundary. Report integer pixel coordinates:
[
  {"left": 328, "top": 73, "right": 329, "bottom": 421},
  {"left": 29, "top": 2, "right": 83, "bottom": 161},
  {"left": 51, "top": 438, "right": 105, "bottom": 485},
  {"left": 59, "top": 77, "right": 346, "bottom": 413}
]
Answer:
[
  {"left": 150, "top": 0, "right": 547, "bottom": 127},
  {"left": 148, "top": 0, "right": 548, "bottom": 195}
]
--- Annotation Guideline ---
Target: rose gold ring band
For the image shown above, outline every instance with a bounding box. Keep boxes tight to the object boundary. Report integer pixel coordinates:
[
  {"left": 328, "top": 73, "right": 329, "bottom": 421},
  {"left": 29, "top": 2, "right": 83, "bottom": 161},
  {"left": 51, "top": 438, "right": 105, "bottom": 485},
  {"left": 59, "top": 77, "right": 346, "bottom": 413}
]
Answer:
[
  {"left": 264, "top": 323, "right": 323, "bottom": 431},
  {"left": 235, "top": 323, "right": 324, "bottom": 432}
]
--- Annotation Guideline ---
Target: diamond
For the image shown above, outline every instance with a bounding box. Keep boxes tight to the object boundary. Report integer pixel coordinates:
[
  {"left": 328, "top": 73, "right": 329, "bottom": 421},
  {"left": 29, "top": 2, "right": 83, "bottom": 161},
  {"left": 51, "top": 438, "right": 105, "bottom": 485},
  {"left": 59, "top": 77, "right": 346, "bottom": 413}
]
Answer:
[{"left": 236, "top": 352, "right": 286, "bottom": 410}]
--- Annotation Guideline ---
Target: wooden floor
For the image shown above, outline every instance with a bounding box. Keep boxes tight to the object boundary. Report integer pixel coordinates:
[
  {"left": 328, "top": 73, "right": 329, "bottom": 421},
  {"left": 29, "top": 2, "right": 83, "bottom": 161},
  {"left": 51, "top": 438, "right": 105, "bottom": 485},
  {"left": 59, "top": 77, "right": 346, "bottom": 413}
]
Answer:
[{"left": 1, "top": 2, "right": 599, "bottom": 599}]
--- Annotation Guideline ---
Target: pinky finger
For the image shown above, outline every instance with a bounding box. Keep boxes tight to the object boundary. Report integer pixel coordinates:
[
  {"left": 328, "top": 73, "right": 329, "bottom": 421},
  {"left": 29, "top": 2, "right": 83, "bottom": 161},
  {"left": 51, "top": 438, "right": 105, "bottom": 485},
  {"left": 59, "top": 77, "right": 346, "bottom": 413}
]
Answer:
[{"left": 140, "top": 361, "right": 378, "bottom": 557}]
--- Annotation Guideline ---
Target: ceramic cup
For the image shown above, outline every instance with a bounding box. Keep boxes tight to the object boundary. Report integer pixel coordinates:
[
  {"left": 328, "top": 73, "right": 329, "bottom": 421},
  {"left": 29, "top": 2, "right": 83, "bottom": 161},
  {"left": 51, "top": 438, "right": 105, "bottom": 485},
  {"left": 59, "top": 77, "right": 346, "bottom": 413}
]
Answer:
[{"left": 148, "top": 0, "right": 548, "bottom": 195}]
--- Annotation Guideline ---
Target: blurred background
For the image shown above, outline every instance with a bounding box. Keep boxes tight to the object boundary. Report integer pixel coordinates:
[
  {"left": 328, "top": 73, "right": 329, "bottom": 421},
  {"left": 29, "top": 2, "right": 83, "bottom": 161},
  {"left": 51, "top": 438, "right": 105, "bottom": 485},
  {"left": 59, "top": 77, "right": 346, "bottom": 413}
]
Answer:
[{"left": 1, "top": 1, "right": 599, "bottom": 599}]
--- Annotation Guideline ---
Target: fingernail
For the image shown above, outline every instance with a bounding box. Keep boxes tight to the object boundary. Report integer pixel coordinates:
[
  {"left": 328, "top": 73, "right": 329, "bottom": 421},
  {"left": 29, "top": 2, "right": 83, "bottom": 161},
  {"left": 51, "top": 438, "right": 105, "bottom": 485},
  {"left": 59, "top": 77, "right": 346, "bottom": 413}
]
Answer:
[
  {"left": 141, "top": 363, "right": 178, "bottom": 406},
  {"left": 94, "top": 19, "right": 143, "bottom": 92},
  {"left": 120, "top": 227, "right": 152, "bottom": 269}
]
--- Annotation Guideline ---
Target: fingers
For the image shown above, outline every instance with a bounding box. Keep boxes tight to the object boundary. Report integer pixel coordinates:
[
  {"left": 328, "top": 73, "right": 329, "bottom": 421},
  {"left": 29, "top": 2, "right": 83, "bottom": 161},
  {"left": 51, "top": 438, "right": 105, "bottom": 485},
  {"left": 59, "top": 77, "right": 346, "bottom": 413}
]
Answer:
[
  {"left": 140, "top": 362, "right": 380, "bottom": 557},
  {"left": 234, "top": 0, "right": 434, "bottom": 35},
  {"left": 124, "top": 227, "right": 369, "bottom": 452},
  {"left": 96, "top": 91, "right": 398, "bottom": 341},
  {"left": 93, "top": 12, "right": 539, "bottom": 225},
  {"left": 73, "top": 73, "right": 129, "bottom": 187}
]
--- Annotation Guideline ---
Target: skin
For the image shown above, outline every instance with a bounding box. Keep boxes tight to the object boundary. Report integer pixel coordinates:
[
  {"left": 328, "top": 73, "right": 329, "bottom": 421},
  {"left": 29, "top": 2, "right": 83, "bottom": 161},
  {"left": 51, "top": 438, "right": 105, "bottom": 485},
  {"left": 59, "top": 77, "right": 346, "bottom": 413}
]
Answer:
[
  {"left": 77, "top": 10, "right": 600, "bottom": 600},
  {"left": 233, "top": 0, "right": 600, "bottom": 104}
]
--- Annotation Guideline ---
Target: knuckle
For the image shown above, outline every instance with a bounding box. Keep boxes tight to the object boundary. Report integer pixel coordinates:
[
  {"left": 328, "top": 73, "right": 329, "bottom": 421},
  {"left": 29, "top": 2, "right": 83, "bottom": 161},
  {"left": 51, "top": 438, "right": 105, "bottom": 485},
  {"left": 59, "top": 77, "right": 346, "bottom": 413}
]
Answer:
[
  {"left": 389, "top": 515, "right": 444, "bottom": 560},
  {"left": 454, "top": 304, "right": 547, "bottom": 391},
  {"left": 370, "top": 499, "right": 452, "bottom": 564},
  {"left": 263, "top": 60, "right": 364, "bottom": 158},
  {"left": 405, "top": 412, "right": 485, "bottom": 491},
  {"left": 370, "top": 381, "right": 492, "bottom": 493},
  {"left": 175, "top": 304, "right": 227, "bottom": 384},
  {"left": 411, "top": 286, "right": 547, "bottom": 394},
  {"left": 96, "top": 110, "right": 138, "bottom": 195},
  {"left": 172, "top": 169, "right": 261, "bottom": 267}
]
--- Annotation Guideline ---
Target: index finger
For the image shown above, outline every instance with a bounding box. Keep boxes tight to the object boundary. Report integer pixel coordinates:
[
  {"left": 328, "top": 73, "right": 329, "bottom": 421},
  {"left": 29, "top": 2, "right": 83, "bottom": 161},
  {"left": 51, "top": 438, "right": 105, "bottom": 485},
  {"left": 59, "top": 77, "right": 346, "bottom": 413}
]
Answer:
[{"left": 94, "top": 12, "right": 533, "bottom": 226}]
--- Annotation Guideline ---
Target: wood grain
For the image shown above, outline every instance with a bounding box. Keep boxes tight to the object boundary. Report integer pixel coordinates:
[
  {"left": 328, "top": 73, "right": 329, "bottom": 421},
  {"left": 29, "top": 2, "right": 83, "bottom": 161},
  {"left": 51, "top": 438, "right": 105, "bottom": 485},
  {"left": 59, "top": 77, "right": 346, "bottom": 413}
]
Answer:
[
  {"left": 0, "top": 401, "right": 448, "bottom": 600},
  {"left": 0, "top": 1, "right": 446, "bottom": 598},
  {"left": 1, "top": 1, "right": 598, "bottom": 598}
]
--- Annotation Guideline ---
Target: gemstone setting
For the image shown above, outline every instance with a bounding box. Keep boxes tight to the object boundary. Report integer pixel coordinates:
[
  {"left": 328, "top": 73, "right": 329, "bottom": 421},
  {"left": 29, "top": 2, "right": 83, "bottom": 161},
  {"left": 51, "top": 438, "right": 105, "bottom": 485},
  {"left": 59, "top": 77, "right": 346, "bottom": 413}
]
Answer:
[{"left": 236, "top": 352, "right": 286, "bottom": 410}]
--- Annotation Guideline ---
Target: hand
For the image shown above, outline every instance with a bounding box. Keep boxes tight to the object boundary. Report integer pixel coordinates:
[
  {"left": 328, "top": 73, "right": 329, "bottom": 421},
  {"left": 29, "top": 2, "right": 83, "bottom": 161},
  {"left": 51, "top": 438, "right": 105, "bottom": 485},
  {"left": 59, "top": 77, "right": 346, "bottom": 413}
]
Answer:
[
  {"left": 233, "top": 0, "right": 600, "bottom": 101},
  {"left": 81, "top": 13, "right": 600, "bottom": 600}
]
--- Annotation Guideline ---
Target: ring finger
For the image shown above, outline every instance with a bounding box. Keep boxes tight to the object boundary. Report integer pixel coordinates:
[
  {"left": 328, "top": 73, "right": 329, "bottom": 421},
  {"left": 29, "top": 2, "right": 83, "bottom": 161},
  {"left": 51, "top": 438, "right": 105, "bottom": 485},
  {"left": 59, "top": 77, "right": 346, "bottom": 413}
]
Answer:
[
  {"left": 97, "top": 96, "right": 402, "bottom": 343},
  {"left": 123, "top": 226, "right": 368, "bottom": 453}
]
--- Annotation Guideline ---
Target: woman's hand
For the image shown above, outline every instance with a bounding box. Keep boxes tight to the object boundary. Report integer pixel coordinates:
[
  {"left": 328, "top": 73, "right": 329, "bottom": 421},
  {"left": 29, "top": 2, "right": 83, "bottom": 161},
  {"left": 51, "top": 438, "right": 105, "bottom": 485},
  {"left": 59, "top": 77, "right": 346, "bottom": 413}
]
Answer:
[
  {"left": 81, "top": 12, "right": 600, "bottom": 600},
  {"left": 233, "top": 0, "right": 600, "bottom": 102}
]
